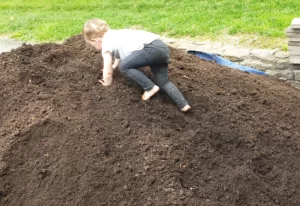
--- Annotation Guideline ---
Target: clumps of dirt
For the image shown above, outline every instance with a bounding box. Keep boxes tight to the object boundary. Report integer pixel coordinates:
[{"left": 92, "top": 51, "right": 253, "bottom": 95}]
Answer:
[{"left": 1, "top": 34, "right": 300, "bottom": 206}]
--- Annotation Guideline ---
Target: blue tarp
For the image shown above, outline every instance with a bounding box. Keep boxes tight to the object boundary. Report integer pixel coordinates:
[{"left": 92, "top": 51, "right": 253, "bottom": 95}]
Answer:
[{"left": 187, "top": 50, "right": 267, "bottom": 76}]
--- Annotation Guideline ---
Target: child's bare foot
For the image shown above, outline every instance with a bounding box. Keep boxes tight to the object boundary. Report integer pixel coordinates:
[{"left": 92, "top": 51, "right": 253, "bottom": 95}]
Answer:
[
  {"left": 181, "top": 105, "right": 191, "bottom": 112},
  {"left": 142, "top": 85, "right": 160, "bottom": 101}
]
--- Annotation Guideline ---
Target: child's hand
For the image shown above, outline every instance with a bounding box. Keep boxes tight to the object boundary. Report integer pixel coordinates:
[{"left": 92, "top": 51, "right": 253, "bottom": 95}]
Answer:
[
  {"left": 98, "top": 79, "right": 107, "bottom": 86},
  {"left": 98, "top": 74, "right": 112, "bottom": 86}
]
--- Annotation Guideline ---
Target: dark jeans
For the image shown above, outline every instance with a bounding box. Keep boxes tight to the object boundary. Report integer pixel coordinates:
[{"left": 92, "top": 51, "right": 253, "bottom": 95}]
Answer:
[{"left": 119, "top": 39, "right": 189, "bottom": 109}]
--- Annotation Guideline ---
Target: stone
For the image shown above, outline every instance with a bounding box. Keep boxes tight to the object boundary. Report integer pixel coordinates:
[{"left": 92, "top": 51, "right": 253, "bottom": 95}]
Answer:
[
  {"left": 286, "top": 26, "right": 300, "bottom": 34},
  {"left": 0, "top": 38, "right": 25, "bottom": 53},
  {"left": 293, "top": 70, "right": 300, "bottom": 81},
  {"left": 240, "top": 59, "right": 273, "bottom": 71},
  {"left": 290, "top": 56, "right": 300, "bottom": 64},
  {"left": 274, "top": 59, "right": 291, "bottom": 70},
  {"left": 193, "top": 41, "right": 209, "bottom": 46},
  {"left": 190, "top": 44, "right": 224, "bottom": 56},
  {"left": 288, "top": 46, "right": 300, "bottom": 51},
  {"left": 177, "top": 44, "right": 198, "bottom": 51},
  {"left": 275, "top": 51, "right": 289, "bottom": 59},
  {"left": 286, "top": 80, "right": 300, "bottom": 89},
  {"left": 288, "top": 37, "right": 300, "bottom": 41},
  {"left": 221, "top": 55, "right": 242, "bottom": 62},
  {"left": 289, "top": 50, "right": 300, "bottom": 55},
  {"left": 265, "top": 69, "right": 294, "bottom": 80},
  {"left": 286, "top": 32, "right": 300, "bottom": 37},
  {"left": 286, "top": 27, "right": 298, "bottom": 33},
  {"left": 292, "top": 64, "right": 300, "bottom": 70},
  {"left": 289, "top": 41, "right": 300, "bottom": 46},
  {"left": 222, "top": 48, "right": 250, "bottom": 62},
  {"left": 291, "top": 18, "right": 300, "bottom": 29},
  {"left": 249, "top": 49, "right": 276, "bottom": 64}
]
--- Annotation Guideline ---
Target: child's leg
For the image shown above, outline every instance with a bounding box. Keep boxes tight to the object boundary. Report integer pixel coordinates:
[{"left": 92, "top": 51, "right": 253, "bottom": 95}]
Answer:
[
  {"left": 119, "top": 50, "right": 159, "bottom": 99},
  {"left": 150, "top": 64, "right": 190, "bottom": 111},
  {"left": 141, "top": 85, "right": 160, "bottom": 100}
]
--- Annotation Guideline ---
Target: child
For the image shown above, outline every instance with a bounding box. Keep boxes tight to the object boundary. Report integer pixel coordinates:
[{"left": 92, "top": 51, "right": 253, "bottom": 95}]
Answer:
[{"left": 83, "top": 18, "right": 191, "bottom": 112}]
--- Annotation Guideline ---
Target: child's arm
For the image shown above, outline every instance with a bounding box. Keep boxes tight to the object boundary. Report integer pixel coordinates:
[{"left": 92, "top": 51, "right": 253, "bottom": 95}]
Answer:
[
  {"left": 99, "top": 52, "right": 113, "bottom": 86},
  {"left": 112, "top": 58, "right": 120, "bottom": 69}
]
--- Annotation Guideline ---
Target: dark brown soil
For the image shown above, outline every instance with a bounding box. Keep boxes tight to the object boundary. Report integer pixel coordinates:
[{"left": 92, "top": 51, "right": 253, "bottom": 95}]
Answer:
[{"left": 1, "top": 35, "right": 300, "bottom": 206}]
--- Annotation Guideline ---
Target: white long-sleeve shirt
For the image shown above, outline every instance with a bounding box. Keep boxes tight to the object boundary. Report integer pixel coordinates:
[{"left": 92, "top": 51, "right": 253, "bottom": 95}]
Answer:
[{"left": 101, "top": 29, "right": 159, "bottom": 60}]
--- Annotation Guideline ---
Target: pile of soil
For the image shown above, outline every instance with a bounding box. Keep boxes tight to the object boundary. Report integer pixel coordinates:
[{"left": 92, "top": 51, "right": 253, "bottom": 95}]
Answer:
[{"left": 1, "top": 35, "right": 300, "bottom": 206}]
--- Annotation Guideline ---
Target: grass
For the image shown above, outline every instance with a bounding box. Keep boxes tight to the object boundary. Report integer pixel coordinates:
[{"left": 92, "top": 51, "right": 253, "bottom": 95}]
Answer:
[{"left": 1, "top": 0, "right": 300, "bottom": 50}]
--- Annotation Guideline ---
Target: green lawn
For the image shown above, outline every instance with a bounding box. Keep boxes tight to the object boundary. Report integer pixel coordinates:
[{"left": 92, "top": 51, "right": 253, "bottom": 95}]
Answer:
[{"left": 1, "top": 0, "right": 299, "bottom": 50}]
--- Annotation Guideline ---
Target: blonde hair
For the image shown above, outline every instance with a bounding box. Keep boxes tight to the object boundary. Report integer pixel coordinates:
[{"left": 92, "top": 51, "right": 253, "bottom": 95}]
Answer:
[{"left": 83, "top": 18, "right": 110, "bottom": 41}]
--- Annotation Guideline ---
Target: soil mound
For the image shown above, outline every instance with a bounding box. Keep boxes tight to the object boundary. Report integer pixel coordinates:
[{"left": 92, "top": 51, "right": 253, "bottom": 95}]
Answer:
[{"left": 1, "top": 35, "right": 300, "bottom": 206}]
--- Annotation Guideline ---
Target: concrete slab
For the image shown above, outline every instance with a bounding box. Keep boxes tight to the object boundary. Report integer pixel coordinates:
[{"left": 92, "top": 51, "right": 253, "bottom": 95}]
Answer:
[
  {"left": 288, "top": 46, "right": 300, "bottom": 51},
  {"left": 288, "top": 37, "right": 300, "bottom": 42},
  {"left": 290, "top": 56, "right": 300, "bottom": 64},
  {"left": 285, "top": 26, "right": 300, "bottom": 34},
  {"left": 0, "top": 37, "right": 25, "bottom": 53},
  {"left": 289, "top": 50, "right": 300, "bottom": 55},
  {"left": 286, "top": 26, "right": 300, "bottom": 33},
  {"left": 288, "top": 41, "right": 300, "bottom": 46},
  {"left": 291, "top": 18, "right": 300, "bottom": 29},
  {"left": 286, "top": 32, "right": 300, "bottom": 37}
]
